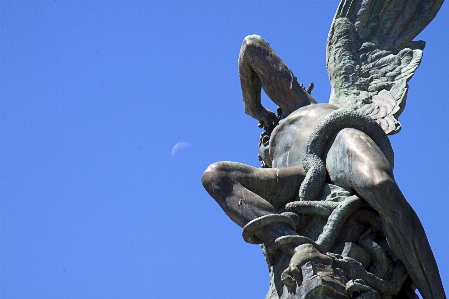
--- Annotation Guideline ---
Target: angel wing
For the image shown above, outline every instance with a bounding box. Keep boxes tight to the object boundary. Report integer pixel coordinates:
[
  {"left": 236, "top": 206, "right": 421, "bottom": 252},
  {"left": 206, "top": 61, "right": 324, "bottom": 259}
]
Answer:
[{"left": 326, "top": 0, "right": 444, "bottom": 135}]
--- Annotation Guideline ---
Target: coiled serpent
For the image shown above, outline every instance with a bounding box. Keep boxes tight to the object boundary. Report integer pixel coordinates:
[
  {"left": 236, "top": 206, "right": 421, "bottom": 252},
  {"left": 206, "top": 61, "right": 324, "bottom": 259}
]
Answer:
[{"left": 299, "top": 108, "right": 394, "bottom": 202}]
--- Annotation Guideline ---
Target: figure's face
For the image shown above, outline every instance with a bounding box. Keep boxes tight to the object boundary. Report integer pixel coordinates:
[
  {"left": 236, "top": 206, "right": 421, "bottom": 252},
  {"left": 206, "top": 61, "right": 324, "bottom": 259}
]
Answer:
[{"left": 258, "top": 137, "right": 272, "bottom": 168}]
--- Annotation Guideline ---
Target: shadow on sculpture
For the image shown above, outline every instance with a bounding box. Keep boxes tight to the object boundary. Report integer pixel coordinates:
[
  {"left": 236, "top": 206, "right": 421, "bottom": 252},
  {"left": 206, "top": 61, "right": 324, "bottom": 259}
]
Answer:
[{"left": 202, "top": 1, "right": 446, "bottom": 298}]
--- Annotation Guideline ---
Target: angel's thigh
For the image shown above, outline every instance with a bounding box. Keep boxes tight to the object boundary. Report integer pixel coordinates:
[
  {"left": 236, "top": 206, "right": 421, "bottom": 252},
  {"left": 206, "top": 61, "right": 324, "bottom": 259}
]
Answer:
[
  {"left": 327, "top": 129, "right": 445, "bottom": 299},
  {"left": 326, "top": 128, "right": 394, "bottom": 213},
  {"left": 202, "top": 162, "right": 303, "bottom": 211},
  {"left": 239, "top": 35, "right": 308, "bottom": 115},
  {"left": 242, "top": 165, "right": 305, "bottom": 210},
  {"left": 326, "top": 129, "right": 418, "bottom": 246}
]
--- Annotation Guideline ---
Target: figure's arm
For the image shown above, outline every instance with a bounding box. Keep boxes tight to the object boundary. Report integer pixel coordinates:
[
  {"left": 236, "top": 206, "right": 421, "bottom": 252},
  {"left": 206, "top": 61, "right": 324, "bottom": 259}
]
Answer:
[
  {"left": 238, "top": 35, "right": 316, "bottom": 129},
  {"left": 238, "top": 44, "right": 279, "bottom": 129},
  {"left": 243, "top": 90, "right": 279, "bottom": 130}
]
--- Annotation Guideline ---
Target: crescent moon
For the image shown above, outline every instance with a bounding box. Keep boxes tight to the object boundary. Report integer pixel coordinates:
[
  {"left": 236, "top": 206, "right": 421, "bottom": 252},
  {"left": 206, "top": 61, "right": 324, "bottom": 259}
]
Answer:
[{"left": 171, "top": 142, "right": 191, "bottom": 156}]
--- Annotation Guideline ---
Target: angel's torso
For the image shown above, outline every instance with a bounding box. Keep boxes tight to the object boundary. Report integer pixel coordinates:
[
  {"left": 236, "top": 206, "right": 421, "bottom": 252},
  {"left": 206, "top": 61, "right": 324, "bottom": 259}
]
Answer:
[{"left": 269, "top": 103, "right": 339, "bottom": 168}]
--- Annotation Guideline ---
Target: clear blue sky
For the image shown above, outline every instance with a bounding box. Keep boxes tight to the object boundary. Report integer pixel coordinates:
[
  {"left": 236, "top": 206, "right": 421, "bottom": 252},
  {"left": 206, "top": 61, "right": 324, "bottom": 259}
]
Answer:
[{"left": 1, "top": 1, "right": 448, "bottom": 298}]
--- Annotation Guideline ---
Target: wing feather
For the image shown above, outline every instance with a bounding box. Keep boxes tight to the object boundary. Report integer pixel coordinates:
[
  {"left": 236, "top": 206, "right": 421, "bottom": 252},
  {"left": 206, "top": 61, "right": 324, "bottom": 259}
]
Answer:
[{"left": 327, "top": 0, "right": 443, "bottom": 135}]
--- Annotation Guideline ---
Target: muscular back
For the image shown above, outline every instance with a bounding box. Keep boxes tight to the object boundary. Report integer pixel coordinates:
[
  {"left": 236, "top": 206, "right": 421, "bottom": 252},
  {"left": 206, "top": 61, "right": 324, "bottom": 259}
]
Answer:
[{"left": 269, "top": 104, "right": 339, "bottom": 168}]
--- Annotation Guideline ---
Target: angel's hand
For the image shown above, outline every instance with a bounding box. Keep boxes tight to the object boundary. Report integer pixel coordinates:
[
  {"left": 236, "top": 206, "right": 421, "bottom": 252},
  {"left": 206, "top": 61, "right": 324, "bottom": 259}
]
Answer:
[{"left": 253, "top": 106, "right": 278, "bottom": 130}]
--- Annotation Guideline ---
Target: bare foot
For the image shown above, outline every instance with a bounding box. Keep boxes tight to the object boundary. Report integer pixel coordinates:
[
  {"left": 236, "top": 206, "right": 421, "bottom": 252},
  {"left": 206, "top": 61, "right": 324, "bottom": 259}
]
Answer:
[{"left": 281, "top": 243, "right": 333, "bottom": 286}]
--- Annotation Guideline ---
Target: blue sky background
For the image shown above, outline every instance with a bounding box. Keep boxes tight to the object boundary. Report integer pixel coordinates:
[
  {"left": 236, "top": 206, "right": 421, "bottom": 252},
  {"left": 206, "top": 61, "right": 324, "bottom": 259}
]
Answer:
[{"left": 1, "top": 1, "right": 448, "bottom": 298}]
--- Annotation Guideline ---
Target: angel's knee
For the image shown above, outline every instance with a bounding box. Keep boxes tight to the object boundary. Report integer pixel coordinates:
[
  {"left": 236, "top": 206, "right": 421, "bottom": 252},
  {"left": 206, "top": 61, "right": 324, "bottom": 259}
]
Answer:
[
  {"left": 201, "top": 162, "right": 241, "bottom": 201},
  {"left": 352, "top": 165, "right": 398, "bottom": 212},
  {"left": 367, "top": 171, "right": 395, "bottom": 193}
]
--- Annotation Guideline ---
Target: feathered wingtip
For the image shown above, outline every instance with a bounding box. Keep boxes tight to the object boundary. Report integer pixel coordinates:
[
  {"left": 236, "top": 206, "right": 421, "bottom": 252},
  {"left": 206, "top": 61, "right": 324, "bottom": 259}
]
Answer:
[{"left": 327, "top": 0, "right": 443, "bottom": 135}]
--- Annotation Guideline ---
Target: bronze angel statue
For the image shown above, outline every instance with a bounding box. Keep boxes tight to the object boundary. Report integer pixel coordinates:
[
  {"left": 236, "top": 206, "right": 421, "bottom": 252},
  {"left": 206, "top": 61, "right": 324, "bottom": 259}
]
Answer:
[{"left": 202, "top": 1, "right": 446, "bottom": 298}]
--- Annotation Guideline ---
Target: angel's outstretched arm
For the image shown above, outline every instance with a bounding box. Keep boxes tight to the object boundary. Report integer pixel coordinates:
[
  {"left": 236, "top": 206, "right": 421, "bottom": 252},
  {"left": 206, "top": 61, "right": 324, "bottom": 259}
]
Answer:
[{"left": 238, "top": 35, "right": 316, "bottom": 129}]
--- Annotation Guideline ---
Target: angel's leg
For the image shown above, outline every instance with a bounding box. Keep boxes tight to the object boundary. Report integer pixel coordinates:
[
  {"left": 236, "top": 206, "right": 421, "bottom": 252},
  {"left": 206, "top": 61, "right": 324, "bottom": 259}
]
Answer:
[
  {"left": 238, "top": 35, "right": 316, "bottom": 128},
  {"left": 327, "top": 129, "right": 446, "bottom": 299},
  {"left": 201, "top": 162, "right": 305, "bottom": 253}
]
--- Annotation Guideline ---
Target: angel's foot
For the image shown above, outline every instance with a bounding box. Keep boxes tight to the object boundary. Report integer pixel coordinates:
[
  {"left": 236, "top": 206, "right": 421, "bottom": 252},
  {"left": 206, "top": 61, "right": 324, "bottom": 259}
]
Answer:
[{"left": 281, "top": 243, "right": 333, "bottom": 286}]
